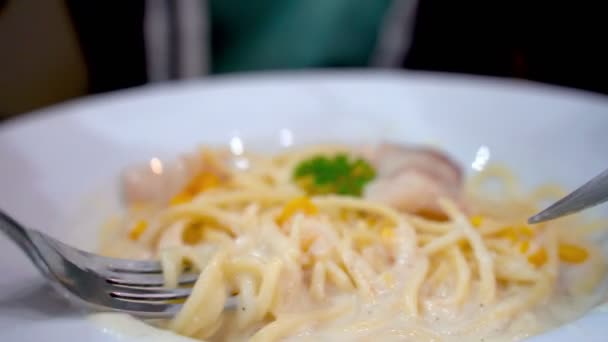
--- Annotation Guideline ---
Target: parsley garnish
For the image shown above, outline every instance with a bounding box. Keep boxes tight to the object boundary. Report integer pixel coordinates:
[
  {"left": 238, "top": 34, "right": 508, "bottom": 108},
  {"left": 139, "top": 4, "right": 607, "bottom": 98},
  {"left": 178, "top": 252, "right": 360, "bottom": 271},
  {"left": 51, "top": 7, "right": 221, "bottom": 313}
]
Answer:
[{"left": 293, "top": 154, "right": 375, "bottom": 197}]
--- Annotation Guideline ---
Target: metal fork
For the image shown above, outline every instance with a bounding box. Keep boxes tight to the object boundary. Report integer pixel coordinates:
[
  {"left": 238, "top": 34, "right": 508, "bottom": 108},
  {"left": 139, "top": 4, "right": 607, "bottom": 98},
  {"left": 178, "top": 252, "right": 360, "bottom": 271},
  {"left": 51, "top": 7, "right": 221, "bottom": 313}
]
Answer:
[
  {"left": 528, "top": 167, "right": 608, "bottom": 224},
  {"left": 0, "top": 209, "right": 205, "bottom": 318}
]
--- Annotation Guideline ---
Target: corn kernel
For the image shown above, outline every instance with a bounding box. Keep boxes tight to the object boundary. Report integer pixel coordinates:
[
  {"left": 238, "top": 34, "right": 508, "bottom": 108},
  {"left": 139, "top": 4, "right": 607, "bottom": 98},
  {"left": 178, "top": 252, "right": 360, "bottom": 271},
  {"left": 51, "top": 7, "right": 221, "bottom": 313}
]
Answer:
[
  {"left": 339, "top": 209, "right": 349, "bottom": 221},
  {"left": 515, "top": 225, "right": 535, "bottom": 237},
  {"left": 182, "top": 223, "right": 203, "bottom": 245},
  {"left": 195, "top": 172, "right": 220, "bottom": 191},
  {"left": 528, "top": 247, "right": 547, "bottom": 267},
  {"left": 518, "top": 240, "right": 530, "bottom": 253},
  {"left": 129, "top": 220, "right": 148, "bottom": 240},
  {"left": 458, "top": 239, "right": 470, "bottom": 250},
  {"left": 171, "top": 171, "right": 221, "bottom": 206},
  {"left": 276, "top": 196, "right": 318, "bottom": 225},
  {"left": 470, "top": 215, "right": 484, "bottom": 228},
  {"left": 381, "top": 227, "right": 395, "bottom": 240},
  {"left": 366, "top": 216, "right": 378, "bottom": 227},
  {"left": 499, "top": 228, "right": 518, "bottom": 243},
  {"left": 170, "top": 193, "right": 192, "bottom": 206},
  {"left": 185, "top": 172, "right": 220, "bottom": 194},
  {"left": 559, "top": 243, "right": 589, "bottom": 264}
]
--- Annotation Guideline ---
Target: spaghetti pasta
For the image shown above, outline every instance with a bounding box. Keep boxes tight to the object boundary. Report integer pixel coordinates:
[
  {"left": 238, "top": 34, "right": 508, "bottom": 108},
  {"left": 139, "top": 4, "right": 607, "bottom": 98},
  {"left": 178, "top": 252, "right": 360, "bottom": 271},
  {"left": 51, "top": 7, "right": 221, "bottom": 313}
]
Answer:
[{"left": 100, "top": 143, "right": 607, "bottom": 341}]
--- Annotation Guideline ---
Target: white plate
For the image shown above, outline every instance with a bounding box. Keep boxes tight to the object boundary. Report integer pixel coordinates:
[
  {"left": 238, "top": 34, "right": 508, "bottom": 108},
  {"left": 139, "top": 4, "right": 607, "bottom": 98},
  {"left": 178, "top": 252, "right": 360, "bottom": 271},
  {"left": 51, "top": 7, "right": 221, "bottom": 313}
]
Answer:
[{"left": 1, "top": 71, "right": 608, "bottom": 341}]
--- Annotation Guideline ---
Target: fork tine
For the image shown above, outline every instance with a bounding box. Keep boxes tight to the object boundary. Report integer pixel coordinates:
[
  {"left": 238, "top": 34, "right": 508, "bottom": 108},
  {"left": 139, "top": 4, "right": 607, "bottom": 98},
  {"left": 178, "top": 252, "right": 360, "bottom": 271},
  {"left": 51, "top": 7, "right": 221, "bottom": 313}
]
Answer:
[
  {"left": 104, "top": 259, "right": 164, "bottom": 273},
  {"left": 105, "top": 295, "right": 238, "bottom": 317},
  {"left": 104, "top": 298, "right": 183, "bottom": 317},
  {"left": 528, "top": 167, "right": 608, "bottom": 224},
  {"left": 85, "top": 253, "right": 165, "bottom": 273},
  {"left": 36, "top": 231, "right": 165, "bottom": 274},
  {"left": 109, "top": 287, "right": 191, "bottom": 301},
  {"left": 38, "top": 231, "right": 200, "bottom": 287},
  {"left": 106, "top": 271, "right": 199, "bottom": 287}
]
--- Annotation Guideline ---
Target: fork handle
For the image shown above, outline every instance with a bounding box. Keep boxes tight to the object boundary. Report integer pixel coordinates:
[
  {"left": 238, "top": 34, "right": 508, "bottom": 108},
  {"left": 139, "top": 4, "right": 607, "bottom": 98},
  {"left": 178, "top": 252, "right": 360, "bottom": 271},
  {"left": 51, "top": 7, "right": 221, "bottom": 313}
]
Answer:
[{"left": 0, "top": 210, "right": 52, "bottom": 277}]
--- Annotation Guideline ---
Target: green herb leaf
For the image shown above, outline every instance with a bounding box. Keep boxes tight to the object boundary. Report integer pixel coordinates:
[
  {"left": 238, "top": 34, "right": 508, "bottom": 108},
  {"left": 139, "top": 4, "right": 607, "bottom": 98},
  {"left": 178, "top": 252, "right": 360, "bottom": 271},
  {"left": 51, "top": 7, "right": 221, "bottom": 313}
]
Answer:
[{"left": 293, "top": 153, "right": 376, "bottom": 197}]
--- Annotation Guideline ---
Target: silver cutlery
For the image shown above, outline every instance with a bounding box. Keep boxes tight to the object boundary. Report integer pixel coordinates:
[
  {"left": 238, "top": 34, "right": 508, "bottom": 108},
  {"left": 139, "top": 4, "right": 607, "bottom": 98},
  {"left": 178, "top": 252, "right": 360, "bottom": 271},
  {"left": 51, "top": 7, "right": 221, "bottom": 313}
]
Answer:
[
  {"left": 0, "top": 210, "right": 228, "bottom": 318},
  {"left": 529, "top": 168, "right": 608, "bottom": 224}
]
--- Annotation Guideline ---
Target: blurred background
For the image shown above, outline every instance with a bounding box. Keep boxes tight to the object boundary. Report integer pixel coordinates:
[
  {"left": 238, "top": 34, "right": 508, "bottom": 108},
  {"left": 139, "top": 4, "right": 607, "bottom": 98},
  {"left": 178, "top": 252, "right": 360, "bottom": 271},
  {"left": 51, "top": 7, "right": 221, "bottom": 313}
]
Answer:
[{"left": 1, "top": 0, "right": 606, "bottom": 119}]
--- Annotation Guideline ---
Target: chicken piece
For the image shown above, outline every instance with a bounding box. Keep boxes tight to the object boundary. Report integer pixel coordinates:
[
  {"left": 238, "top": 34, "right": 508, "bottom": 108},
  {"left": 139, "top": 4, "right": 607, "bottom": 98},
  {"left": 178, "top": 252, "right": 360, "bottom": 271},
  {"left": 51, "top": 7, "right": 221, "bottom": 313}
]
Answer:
[
  {"left": 122, "top": 149, "right": 229, "bottom": 206},
  {"left": 359, "top": 143, "right": 464, "bottom": 219},
  {"left": 122, "top": 153, "right": 202, "bottom": 206}
]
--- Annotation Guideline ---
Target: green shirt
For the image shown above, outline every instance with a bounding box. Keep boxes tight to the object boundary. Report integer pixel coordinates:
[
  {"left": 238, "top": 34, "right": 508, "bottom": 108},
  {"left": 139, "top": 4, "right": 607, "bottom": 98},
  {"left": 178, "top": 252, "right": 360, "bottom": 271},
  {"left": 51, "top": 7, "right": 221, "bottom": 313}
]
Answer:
[{"left": 209, "top": 0, "right": 392, "bottom": 73}]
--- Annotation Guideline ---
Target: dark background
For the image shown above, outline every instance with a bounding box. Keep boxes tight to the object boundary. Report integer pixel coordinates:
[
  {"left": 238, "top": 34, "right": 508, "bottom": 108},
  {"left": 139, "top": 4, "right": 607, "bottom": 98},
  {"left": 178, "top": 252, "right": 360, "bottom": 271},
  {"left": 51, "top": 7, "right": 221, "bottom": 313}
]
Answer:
[
  {"left": 405, "top": 2, "right": 608, "bottom": 95},
  {"left": 65, "top": 1, "right": 608, "bottom": 96},
  {"left": 1, "top": 1, "right": 607, "bottom": 117}
]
